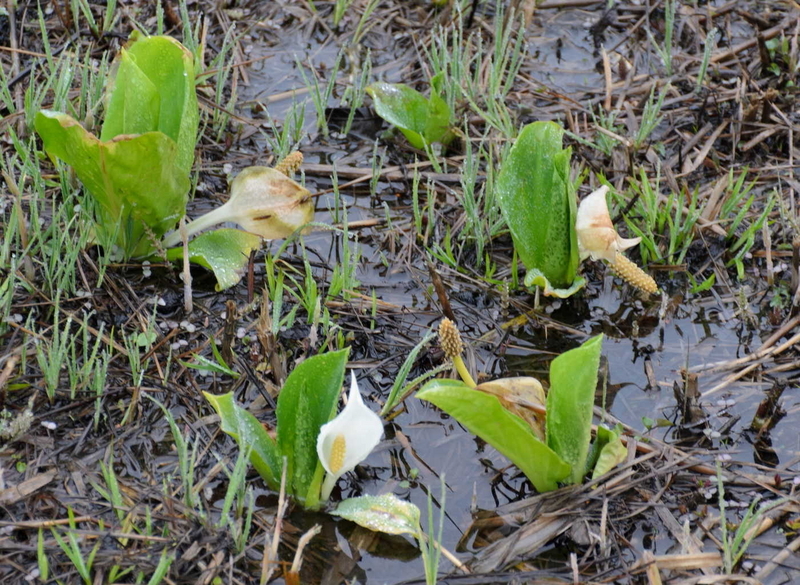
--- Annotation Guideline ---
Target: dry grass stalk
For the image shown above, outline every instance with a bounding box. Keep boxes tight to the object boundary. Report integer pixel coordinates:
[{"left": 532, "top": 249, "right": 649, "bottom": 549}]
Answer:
[
  {"left": 286, "top": 524, "right": 322, "bottom": 584},
  {"left": 180, "top": 216, "right": 192, "bottom": 313},
  {"left": 261, "top": 459, "right": 289, "bottom": 585}
]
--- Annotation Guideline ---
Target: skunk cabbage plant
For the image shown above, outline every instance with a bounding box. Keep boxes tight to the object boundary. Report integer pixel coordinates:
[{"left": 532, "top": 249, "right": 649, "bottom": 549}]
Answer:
[
  {"left": 206, "top": 349, "right": 384, "bottom": 508},
  {"left": 367, "top": 74, "right": 454, "bottom": 150},
  {"left": 36, "top": 32, "right": 198, "bottom": 259},
  {"left": 496, "top": 121, "right": 584, "bottom": 297},
  {"left": 418, "top": 334, "right": 626, "bottom": 492},
  {"left": 35, "top": 33, "right": 313, "bottom": 290}
]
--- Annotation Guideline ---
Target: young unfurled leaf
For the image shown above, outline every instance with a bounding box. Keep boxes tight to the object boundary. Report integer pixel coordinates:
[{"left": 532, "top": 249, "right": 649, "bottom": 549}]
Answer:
[
  {"left": 496, "top": 121, "right": 584, "bottom": 297},
  {"left": 333, "top": 493, "right": 421, "bottom": 537},
  {"left": 416, "top": 379, "right": 570, "bottom": 493},
  {"left": 589, "top": 425, "right": 627, "bottom": 480},
  {"left": 102, "top": 32, "right": 198, "bottom": 174},
  {"left": 165, "top": 228, "right": 261, "bottom": 291},
  {"left": 546, "top": 335, "right": 603, "bottom": 485},
  {"left": 367, "top": 77, "right": 453, "bottom": 149}
]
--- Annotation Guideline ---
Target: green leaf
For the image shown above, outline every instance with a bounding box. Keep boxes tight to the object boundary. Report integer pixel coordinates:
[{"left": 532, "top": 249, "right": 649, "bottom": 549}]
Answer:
[
  {"left": 35, "top": 111, "right": 189, "bottom": 257},
  {"left": 276, "top": 348, "right": 350, "bottom": 505},
  {"left": 689, "top": 272, "right": 715, "bottom": 294},
  {"left": 102, "top": 32, "right": 199, "bottom": 174},
  {"left": 367, "top": 81, "right": 453, "bottom": 149},
  {"left": 497, "top": 121, "right": 581, "bottom": 293},
  {"left": 101, "top": 47, "right": 160, "bottom": 140},
  {"left": 590, "top": 425, "right": 627, "bottom": 480},
  {"left": 181, "top": 353, "right": 240, "bottom": 378},
  {"left": 546, "top": 335, "right": 603, "bottom": 485},
  {"left": 416, "top": 379, "right": 570, "bottom": 493},
  {"left": 203, "top": 392, "right": 281, "bottom": 490},
  {"left": 333, "top": 494, "right": 421, "bottom": 537},
  {"left": 165, "top": 228, "right": 261, "bottom": 291},
  {"left": 554, "top": 147, "right": 581, "bottom": 281},
  {"left": 426, "top": 73, "right": 454, "bottom": 145}
]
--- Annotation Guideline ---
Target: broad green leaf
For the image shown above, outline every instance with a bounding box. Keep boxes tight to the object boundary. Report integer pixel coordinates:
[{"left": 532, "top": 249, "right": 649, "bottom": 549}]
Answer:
[
  {"left": 546, "top": 335, "right": 603, "bottom": 485},
  {"left": 497, "top": 121, "right": 581, "bottom": 293},
  {"left": 367, "top": 81, "right": 453, "bottom": 149},
  {"left": 417, "top": 379, "right": 570, "bottom": 493},
  {"left": 164, "top": 228, "right": 261, "bottom": 291},
  {"left": 554, "top": 147, "right": 581, "bottom": 281},
  {"left": 590, "top": 425, "right": 627, "bottom": 480},
  {"left": 426, "top": 73, "right": 454, "bottom": 145},
  {"left": 102, "top": 48, "right": 160, "bottom": 139},
  {"left": 35, "top": 111, "right": 188, "bottom": 257},
  {"left": 333, "top": 494, "right": 421, "bottom": 537},
  {"left": 203, "top": 392, "right": 281, "bottom": 490},
  {"left": 102, "top": 33, "right": 199, "bottom": 174},
  {"left": 276, "top": 349, "right": 350, "bottom": 505},
  {"left": 586, "top": 424, "right": 616, "bottom": 473}
]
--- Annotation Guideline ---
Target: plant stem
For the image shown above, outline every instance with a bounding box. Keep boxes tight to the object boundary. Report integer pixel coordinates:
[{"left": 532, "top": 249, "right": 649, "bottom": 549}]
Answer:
[
  {"left": 453, "top": 355, "right": 476, "bottom": 388},
  {"left": 320, "top": 472, "right": 338, "bottom": 502},
  {"left": 161, "top": 203, "right": 233, "bottom": 248}
]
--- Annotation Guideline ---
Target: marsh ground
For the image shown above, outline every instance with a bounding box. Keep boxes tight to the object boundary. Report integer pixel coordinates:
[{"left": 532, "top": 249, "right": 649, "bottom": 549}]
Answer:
[{"left": 1, "top": 1, "right": 800, "bottom": 583}]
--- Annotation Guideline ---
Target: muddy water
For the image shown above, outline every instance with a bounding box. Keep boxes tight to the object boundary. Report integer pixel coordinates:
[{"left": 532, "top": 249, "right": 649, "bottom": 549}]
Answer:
[{"left": 226, "top": 19, "right": 800, "bottom": 585}]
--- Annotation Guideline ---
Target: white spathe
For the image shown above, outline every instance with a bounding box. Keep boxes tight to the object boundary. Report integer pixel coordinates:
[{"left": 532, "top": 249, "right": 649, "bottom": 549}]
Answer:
[
  {"left": 576, "top": 185, "right": 641, "bottom": 262},
  {"left": 161, "top": 166, "right": 313, "bottom": 248},
  {"left": 317, "top": 372, "right": 384, "bottom": 500}
]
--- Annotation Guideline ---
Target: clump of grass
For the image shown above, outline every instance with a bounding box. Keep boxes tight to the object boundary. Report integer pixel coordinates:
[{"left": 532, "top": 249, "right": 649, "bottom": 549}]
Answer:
[
  {"left": 36, "top": 296, "right": 73, "bottom": 402},
  {"left": 716, "top": 463, "right": 786, "bottom": 573},
  {"left": 634, "top": 84, "right": 670, "bottom": 151},
  {"left": 50, "top": 507, "right": 101, "bottom": 585},
  {"left": 425, "top": 1, "right": 525, "bottom": 138},
  {"left": 646, "top": 0, "right": 677, "bottom": 76},
  {"left": 612, "top": 169, "right": 701, "bottom": 265},
  {"left": 719, "top": 175, "right": 776, "bottom": 280},
  {"left": 259, "top": 100, "right": 307, "bottom": 162}
]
